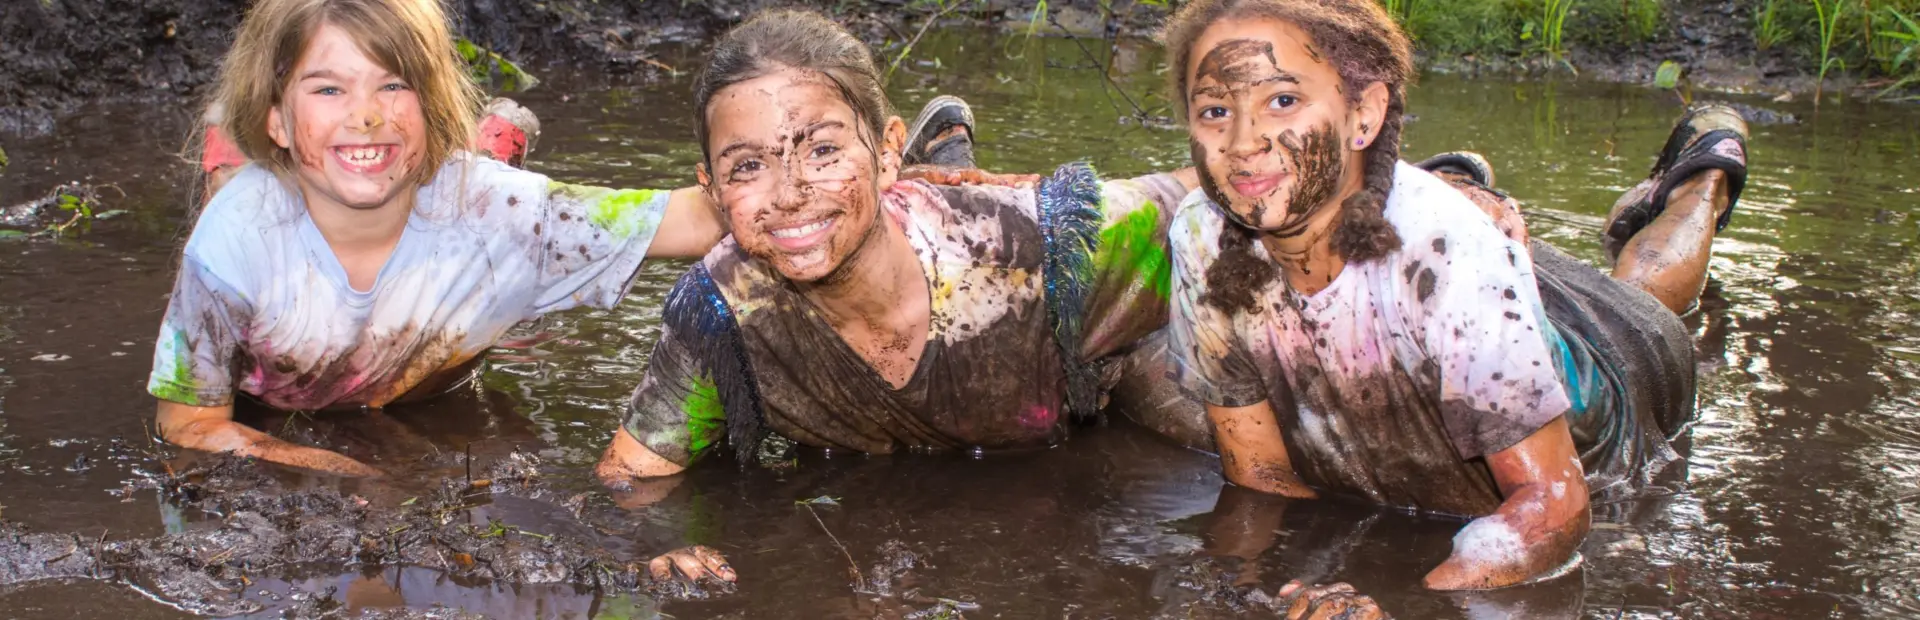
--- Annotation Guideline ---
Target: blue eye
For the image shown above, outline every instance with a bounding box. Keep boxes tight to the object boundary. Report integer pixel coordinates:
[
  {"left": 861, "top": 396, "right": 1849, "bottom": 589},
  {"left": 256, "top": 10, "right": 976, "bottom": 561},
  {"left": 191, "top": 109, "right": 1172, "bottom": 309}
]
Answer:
[
  {"left": 316, "top": 86, "right": 343, "bottom": 96},
  {"left": 1269, "top": 94, "right": 1299, "bottom": 109},
  {"left": 381, "top": 82, "right": 410, "bottom": 92},
  {"left": 811, "top": 144, "right": 840, "bottom": 158},
  {"left": 1198, "top": 106, "right": 1229, "bottom": 120},
  {"left": 731, "top": 159, "right": 765, "bottom": 175}
]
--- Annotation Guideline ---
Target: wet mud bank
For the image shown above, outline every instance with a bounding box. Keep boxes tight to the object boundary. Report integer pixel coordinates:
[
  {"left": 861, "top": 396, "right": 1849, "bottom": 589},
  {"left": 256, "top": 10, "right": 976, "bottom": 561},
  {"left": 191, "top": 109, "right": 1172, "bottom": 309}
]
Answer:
[{"left": 0, "top": 452, "right": 684, "bottom": 616}]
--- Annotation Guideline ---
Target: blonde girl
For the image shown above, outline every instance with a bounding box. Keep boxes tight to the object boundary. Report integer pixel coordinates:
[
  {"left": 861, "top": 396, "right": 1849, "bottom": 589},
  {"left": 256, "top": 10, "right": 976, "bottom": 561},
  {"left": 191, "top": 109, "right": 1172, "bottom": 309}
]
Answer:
[{"left": 151, "top": 0, "right": 724, "bottom": 475}]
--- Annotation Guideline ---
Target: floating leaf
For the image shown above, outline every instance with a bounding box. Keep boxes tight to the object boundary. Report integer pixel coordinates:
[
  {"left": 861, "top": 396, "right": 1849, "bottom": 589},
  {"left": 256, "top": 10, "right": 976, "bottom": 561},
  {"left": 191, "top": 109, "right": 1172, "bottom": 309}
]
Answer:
[
  {"left": 0, "top": 230, "right": 26, "bottom": 240},
  {"left": 0, "top": 144, "right": 9, "bottom": 170},
  {"left": 796, "top": 495, "right": 841, "bottom": 506},
  {"left": 1654, "top": 60, "right": 1683, "bottom": 89},
  {"left": 95, "top": 209, "right": 128, "bottom": 220}
]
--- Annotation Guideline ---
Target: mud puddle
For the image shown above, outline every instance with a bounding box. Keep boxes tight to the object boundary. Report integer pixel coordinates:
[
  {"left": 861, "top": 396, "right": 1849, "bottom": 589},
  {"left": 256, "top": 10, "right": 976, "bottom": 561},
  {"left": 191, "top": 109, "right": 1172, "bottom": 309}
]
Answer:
[{"left": 4, "top": 30, "right": 1920, "bottom": 618}]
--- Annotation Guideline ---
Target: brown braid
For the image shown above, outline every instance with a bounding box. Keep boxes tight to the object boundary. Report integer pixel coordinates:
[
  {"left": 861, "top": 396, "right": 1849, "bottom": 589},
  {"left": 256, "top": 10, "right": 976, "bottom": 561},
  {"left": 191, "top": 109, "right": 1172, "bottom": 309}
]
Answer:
[{"left": 1331, "top": 90, "right": 1405, "bottom": 263}]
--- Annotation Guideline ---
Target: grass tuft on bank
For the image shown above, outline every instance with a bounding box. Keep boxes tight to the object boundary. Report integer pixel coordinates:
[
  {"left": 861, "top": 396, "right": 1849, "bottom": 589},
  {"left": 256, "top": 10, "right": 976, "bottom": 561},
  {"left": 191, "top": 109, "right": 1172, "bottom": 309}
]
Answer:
[{"left": 1372, "top": 0, "right": 1920, "bottom": 98}]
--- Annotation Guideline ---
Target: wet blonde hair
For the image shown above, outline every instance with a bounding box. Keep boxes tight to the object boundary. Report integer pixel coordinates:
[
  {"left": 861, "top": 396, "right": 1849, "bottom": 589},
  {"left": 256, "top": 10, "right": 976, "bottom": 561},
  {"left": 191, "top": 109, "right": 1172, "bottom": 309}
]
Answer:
[{"left": 210, "top": 0, "right": 480, "bottom": 187}]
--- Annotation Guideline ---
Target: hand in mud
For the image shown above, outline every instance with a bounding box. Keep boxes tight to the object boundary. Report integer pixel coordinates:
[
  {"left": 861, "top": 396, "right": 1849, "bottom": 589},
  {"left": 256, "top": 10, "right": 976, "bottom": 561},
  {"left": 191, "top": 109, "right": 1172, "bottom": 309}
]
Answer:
[
  {"left": 1276, "top": 581, "right": 1388, "bottom": 620},
  {"left": 259, "top": 440, "right": 382, "bottom": 477},
  {"left": 899, "top": 165, "right": 1041, "bottom": 189},
  {"left": 649, "top": 545, "right": 736, "bottom": 583},
  {"left": 1425, "top": 418, "right": 1589, "bottom": 591}
]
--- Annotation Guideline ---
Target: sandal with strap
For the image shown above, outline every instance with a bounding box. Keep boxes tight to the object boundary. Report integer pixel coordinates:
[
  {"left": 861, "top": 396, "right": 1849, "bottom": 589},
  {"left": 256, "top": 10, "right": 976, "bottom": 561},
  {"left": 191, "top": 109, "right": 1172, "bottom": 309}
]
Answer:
[
  {"left": 903, "top": 95, "right": 976, "bottom": 168},
  {"left": 1414, "top": 151, "right": 1497, "bottom": 189},
  {"left": 1605, "top": 104, "right": 1749, "bottom": 245}
]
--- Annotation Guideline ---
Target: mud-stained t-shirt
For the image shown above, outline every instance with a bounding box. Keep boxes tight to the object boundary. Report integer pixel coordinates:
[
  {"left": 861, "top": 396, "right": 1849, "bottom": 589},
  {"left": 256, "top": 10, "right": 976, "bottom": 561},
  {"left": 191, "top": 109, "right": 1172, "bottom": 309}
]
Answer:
[
  {"left": 148, "top": 153, "right": 670, "bottom": 411},
  {"left": 623, "top": 164, "right": 1188, "bottom": 466},
  {"left": 1167, "top": 162, "right": 1574, "bottom": 517}
]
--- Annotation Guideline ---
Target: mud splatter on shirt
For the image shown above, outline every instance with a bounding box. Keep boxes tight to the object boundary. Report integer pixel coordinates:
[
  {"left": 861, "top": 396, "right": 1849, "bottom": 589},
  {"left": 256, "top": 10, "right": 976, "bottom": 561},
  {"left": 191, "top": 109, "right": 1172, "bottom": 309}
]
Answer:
[
  {"left": 1169, "top": 162, "right": 1575, "bottom": 516},
  {"left": 624, "top": 164, "right": 1188, "bottom": 466},
  {"left": 147, "top": 153, "right": 669, "bottom": 411}
]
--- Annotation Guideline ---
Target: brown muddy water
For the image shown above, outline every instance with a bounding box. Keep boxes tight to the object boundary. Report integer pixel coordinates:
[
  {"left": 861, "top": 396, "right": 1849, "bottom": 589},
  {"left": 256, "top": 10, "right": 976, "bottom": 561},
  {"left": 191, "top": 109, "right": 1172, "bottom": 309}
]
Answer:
[{"left": 2, "top": 30, "right": 1919, "bottom": 619}]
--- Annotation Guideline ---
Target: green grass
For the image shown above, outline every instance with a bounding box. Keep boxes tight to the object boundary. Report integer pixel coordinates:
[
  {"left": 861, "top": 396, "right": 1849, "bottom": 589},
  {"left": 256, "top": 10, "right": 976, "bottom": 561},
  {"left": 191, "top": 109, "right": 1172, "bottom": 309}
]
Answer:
[{"left": 1371, "top": 0, "right": 1920, "bottom": 98}]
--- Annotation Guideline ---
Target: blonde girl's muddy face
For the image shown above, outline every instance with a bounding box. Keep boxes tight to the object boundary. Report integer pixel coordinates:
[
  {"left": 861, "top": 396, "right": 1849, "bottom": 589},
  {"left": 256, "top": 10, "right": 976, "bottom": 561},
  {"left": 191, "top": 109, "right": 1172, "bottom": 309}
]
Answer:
[
  {"left": 268, "top": 23, "right": 427, "bottom": 212},
  {"left": 699, "top": 68, "right": 902, "bottom": 283},
  {"left": 1185, "top": 19, "right": 1370, "bottom": 234}
]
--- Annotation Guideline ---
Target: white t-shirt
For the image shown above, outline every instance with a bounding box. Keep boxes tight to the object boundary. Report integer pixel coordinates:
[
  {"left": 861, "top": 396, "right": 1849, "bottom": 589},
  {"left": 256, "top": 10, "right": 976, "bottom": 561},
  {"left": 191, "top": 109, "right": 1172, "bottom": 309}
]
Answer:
[
  {"left": 1168, "top": 162, "right": 1573, "bottom": 514},
  {"left": 148, "top": 154, "right": 669, "bottom": 411}
]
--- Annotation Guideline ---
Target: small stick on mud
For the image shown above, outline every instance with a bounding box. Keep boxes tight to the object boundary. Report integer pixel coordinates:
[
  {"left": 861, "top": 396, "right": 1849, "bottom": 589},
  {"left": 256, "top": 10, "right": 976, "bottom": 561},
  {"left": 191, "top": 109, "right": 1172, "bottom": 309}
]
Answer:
[
  {"left": 639, "top": 57, "right": 677, "bottom": 75},
  {"left": 801, "top": 503, "right": 863, "bottom": 590}
]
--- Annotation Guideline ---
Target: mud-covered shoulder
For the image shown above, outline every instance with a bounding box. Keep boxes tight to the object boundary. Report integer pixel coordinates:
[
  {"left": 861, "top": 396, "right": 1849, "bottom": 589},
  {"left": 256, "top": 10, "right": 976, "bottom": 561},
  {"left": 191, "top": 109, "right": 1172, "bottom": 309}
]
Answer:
[{"left": 1168, "top": 189, "right": 1227, "bottom": 286}]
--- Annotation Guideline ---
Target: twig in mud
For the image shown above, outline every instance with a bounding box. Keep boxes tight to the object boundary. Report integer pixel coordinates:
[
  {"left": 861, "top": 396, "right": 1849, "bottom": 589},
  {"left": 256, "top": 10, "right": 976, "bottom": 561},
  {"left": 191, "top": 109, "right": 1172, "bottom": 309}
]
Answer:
[
  {"left": 639, "top": 56, "right": 678, "bottom": 75},
  {"left": 801, "top": 502, "right": 863, "bottom": 589},
  {"left": 1046, "top": 13, "right": 1152, "bottom": 122},
  {"left": 885, "top": 1, "right": 968, "bottom": 83}
]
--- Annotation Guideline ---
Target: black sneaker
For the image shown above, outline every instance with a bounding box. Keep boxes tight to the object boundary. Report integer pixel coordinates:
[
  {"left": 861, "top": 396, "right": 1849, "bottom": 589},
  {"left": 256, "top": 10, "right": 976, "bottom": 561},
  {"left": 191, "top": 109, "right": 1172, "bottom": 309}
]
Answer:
[
  {"left": 1604, "top": 104, "right": 1749, "bottom": 246},
  {"left": 903, "top": 95, "right": 976, "bottom": 168},
  {"left": 1414, "top": 151, "right": 1497, "bottom": 188}
]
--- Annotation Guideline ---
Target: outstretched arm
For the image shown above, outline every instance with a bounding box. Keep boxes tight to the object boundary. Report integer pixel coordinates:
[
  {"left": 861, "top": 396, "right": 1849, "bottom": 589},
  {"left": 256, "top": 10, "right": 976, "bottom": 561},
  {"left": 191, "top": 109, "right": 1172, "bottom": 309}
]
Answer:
[
  {"left": 646, "top": 187, "right": 728, "bottom": 258},
  {"left": 156, "top": 400, "right": 379, "bottom": 476},
  {"left": 1208, "top": 401, "right": 1318, "bottom": 499},
  {"left": 1424, "top": 416, "right": 1589, "bottom": 590}
]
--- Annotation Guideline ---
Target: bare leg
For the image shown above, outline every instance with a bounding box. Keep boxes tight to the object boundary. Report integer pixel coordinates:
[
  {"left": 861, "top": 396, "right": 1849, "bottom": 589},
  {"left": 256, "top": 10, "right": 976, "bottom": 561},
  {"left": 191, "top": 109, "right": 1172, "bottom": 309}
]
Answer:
[{"left": 1603, "top": 169, "right": 1730, "bottom": 315}]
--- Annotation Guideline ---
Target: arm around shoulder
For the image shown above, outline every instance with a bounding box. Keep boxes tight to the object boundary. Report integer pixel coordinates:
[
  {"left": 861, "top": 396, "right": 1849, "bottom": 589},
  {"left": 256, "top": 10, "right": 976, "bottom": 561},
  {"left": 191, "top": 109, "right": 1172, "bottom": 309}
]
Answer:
[{"left": 646, "top": 187, "right": 727, "bottom": 259}]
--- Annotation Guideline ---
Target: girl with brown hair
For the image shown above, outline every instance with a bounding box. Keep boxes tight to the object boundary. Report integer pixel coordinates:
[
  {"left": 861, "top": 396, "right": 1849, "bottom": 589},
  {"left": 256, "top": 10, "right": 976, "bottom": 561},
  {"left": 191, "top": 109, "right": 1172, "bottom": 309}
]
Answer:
[
  {"left": 1160, "top": 0, "right": 1747, "bottom": 590},
  {"left": 150, "top": 0, "right": 728, "bottom": 475}
]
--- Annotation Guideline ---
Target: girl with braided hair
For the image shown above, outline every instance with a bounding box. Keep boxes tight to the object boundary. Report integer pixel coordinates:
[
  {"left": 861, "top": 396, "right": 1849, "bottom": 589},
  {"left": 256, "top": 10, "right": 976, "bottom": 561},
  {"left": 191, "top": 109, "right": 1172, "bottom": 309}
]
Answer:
[{"left": 1161, "top": 0, "right": 1747, "bottom": 591}]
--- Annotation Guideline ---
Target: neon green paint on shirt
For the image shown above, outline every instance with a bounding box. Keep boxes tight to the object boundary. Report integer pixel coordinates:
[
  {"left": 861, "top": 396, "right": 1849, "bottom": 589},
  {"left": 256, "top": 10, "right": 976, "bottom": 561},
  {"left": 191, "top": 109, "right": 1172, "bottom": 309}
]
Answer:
[
  {"left": 149, "top": 328, "right": 205, "bottom": 405},
  {"left": 682, "top": 375, "right": 726, "bottom": 459},
  {"left": 548, "top": 183, "right": 665, "bottom": 240},
  {"left": 1096, "top": 200, "right": 1172, "bottom": 300}
]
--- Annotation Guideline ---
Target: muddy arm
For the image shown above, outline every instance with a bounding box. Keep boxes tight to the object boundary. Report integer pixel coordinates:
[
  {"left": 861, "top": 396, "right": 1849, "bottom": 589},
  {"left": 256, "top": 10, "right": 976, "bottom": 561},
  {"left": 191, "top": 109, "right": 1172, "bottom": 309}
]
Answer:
[
  {"left": 1207, "top": 401, "right": 1317, "bottom": 499},
  {"left": 595, "top": 426, "right": 688, "bottom": 486},
  {"left": 645, "top": 187, "right": 728, "bottom": 259},
  {"left": 155, "top": 400, "right": 379, "bottom": 476},
  {"left": 1423, "top": 416, "right": 1590, "bottom": 590}
]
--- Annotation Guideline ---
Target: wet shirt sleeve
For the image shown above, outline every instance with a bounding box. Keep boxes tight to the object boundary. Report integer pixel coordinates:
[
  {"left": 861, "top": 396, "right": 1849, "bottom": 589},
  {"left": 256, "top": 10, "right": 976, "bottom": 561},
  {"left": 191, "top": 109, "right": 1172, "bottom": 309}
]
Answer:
[
  {"left": 622, "top": 264, "right": 742, "bottom": 467},
  {"left": 147, "top": 256, "right": 247, "bottom": 407},
  {"left": 1402, "top": 225, "right": 1573, "bottom": 459},
  {"left": 527, "top": 182, "right": 670, "bottom": 316},
  {"left": 1166, "top": 203, "right": 1269, "bottom": 408},
  {"left": 1075, "top": 173, "right": 1188, "bottom": 361}
]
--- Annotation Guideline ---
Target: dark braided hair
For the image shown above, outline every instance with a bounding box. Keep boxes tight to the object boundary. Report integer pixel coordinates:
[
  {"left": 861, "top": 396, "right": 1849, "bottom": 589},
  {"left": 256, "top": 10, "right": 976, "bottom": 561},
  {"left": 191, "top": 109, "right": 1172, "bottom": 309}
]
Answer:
[{"left": 1161, "top": 0, "right": 1413, "bottom": 311}]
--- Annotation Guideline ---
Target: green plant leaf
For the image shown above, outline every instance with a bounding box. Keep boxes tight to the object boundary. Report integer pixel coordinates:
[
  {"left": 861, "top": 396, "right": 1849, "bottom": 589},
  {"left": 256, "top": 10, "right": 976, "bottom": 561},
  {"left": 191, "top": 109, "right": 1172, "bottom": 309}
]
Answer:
[
  {"left": 1654, "top": 60, "right": 1684, "bottom": 89},
  {"left": 0, "top": 230, "right": 27, "bottom": 240},
  {"left": 95, "top": 209, "right": 128, "bottom": 220}
]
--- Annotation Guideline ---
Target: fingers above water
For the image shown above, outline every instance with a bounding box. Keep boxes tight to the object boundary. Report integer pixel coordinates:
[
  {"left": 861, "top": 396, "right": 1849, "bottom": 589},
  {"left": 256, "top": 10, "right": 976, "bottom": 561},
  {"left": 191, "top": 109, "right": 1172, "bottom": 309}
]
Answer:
[{"left": 648, "top": 545, "right": 736, "bottom": 583}]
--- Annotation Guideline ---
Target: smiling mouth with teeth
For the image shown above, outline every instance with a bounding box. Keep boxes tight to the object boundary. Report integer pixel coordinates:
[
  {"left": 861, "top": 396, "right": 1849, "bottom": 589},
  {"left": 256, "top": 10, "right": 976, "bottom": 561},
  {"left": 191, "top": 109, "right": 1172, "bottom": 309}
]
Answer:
[
  {"left": 333, "top": 145, "right": 394, "bottom": 171},
  {"left": 769, "top": 217, "right": 834, "bottom": 239}
]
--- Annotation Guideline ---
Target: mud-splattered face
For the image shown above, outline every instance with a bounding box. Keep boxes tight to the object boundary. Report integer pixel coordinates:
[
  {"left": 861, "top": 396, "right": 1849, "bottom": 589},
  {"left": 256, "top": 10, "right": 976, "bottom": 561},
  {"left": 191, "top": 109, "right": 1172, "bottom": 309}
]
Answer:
[
  {"left": 699, "top": 68, "right": 903, "bottom": 283},
  {"left": 1184, "top": 19, "right": 1368, "bottom": 235},
  {"left": 267, "top": 23, "right": 427, "bottom": 213}
]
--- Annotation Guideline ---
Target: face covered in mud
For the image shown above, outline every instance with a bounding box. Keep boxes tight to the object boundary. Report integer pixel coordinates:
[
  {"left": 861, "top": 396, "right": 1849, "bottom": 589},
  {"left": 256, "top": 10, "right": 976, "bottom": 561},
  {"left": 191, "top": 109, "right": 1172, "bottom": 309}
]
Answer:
[
  {"left": 267, "top": 22, "right": 428, "bottom": 212},
  {"left": 698, "top": 68, "right": 904, "bottom": 283},
  {"left": 1184, "top": 18, "right": 1382, "bottom": 235}
]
